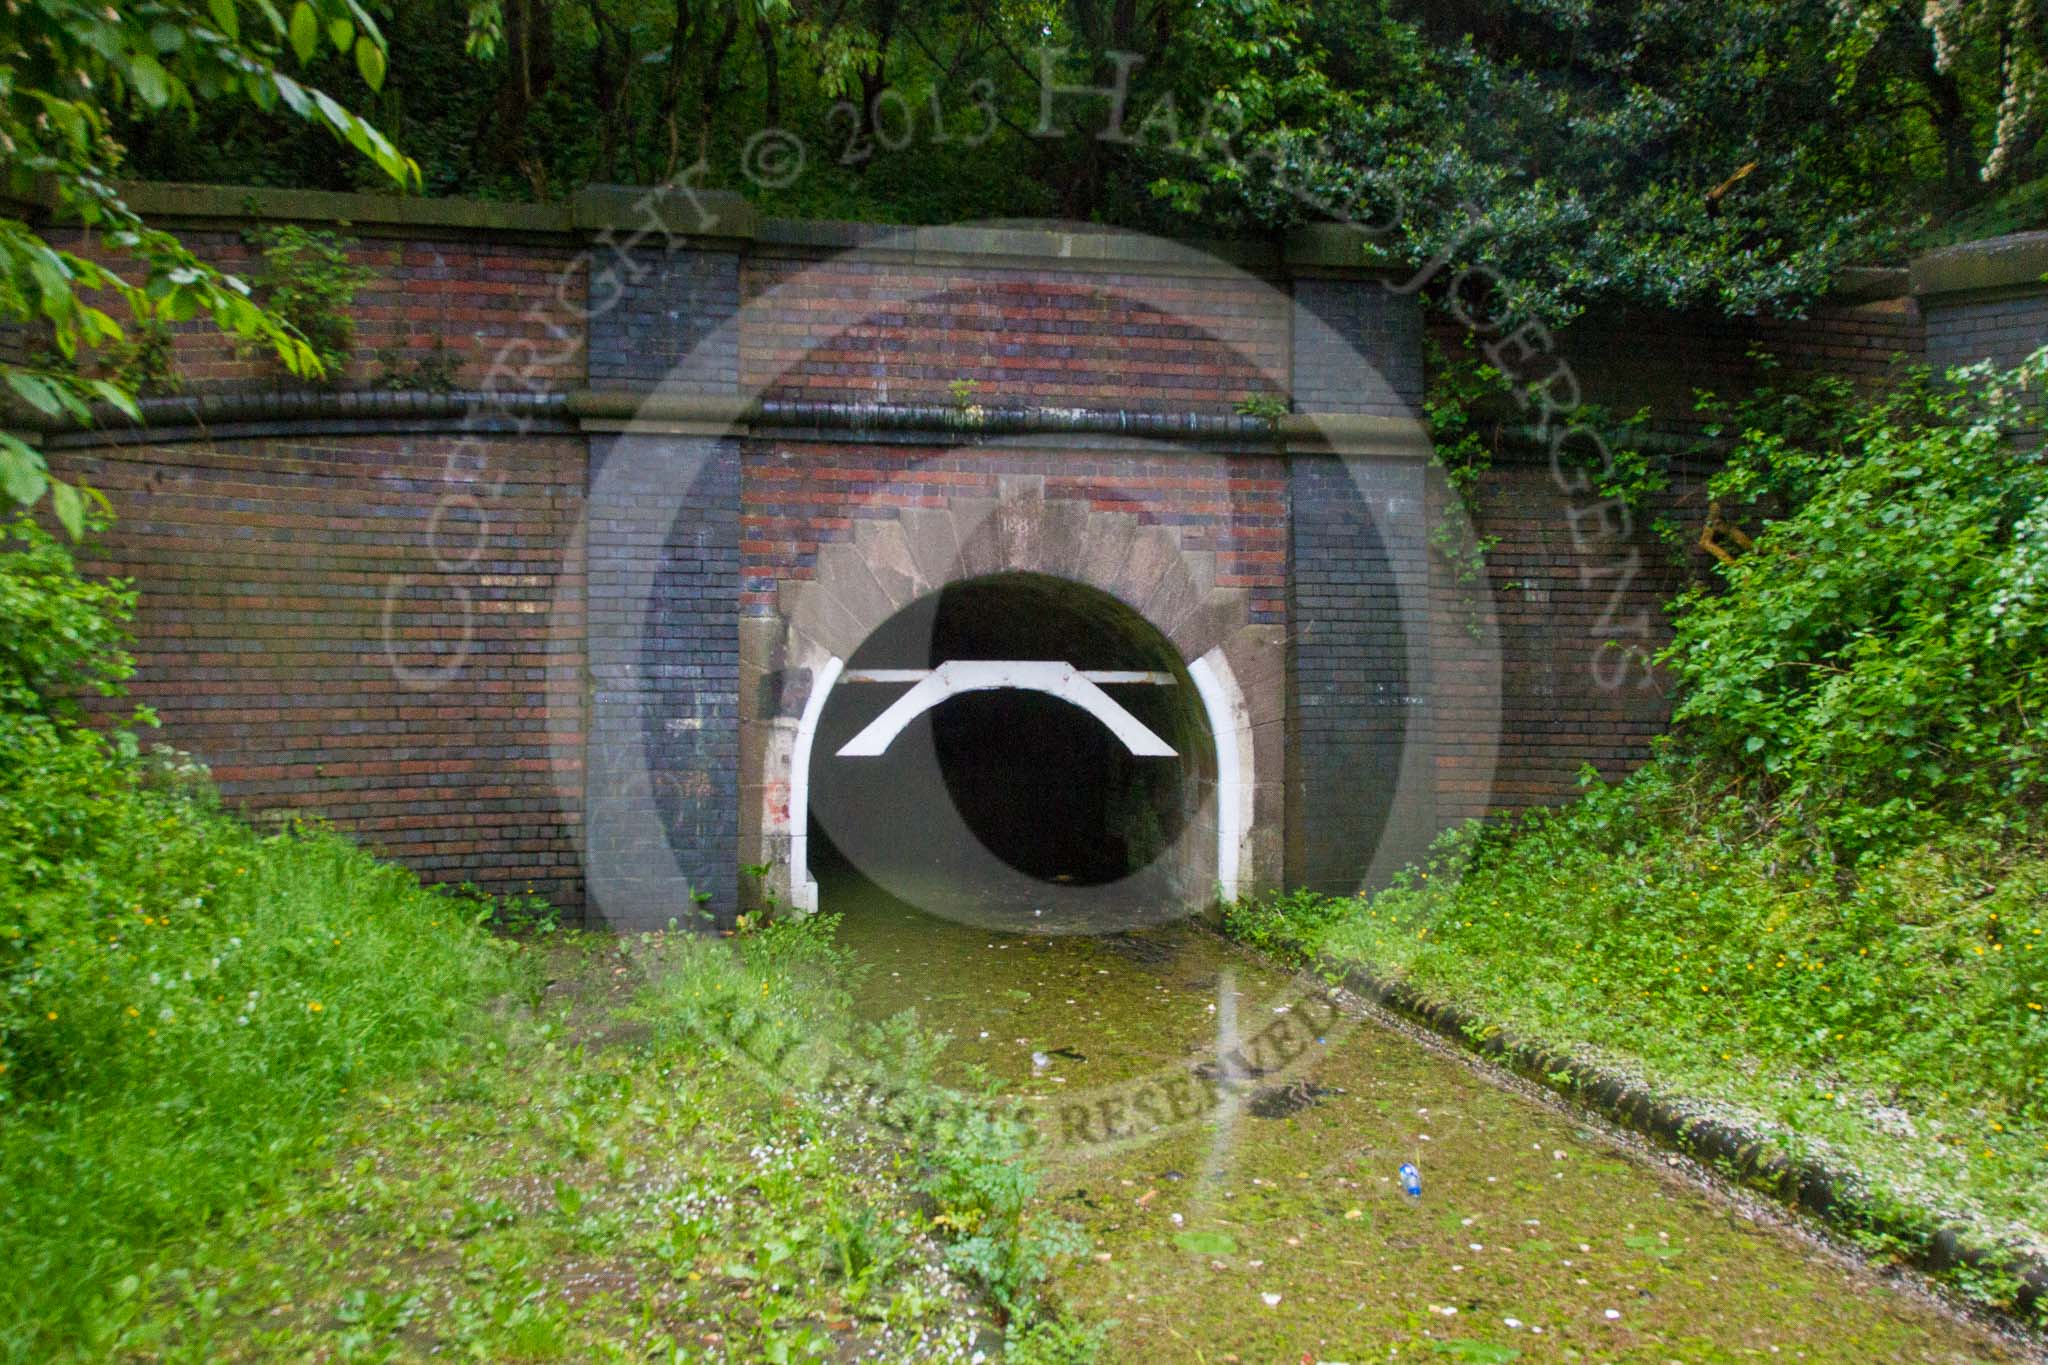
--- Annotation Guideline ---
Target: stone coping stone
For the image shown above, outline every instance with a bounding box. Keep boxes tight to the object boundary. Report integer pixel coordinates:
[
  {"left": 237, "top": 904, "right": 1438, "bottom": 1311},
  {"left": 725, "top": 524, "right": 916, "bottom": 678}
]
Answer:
[
  {"left": 57, "top": 180, "right": 1403, "bottom": 277},
  {"left": 17, "top": 178, "right": 2030, "bottom": 300},
  {"left": 1912, "top": 230, "right": 2048, "bottom": 300}
]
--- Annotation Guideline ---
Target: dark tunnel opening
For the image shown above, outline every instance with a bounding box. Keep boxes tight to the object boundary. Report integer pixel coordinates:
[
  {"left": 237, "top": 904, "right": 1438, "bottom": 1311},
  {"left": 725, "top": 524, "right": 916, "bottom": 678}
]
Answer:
[{"left": 807, "top": 573, "right": 1217, "bottom": 917}]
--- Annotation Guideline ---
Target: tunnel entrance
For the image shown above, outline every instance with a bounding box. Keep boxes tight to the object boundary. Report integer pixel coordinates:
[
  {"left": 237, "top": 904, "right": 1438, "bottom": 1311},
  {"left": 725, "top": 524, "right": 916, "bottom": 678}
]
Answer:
[{"left": 805, "top": 574, "right": 1218, "bottom": 928}]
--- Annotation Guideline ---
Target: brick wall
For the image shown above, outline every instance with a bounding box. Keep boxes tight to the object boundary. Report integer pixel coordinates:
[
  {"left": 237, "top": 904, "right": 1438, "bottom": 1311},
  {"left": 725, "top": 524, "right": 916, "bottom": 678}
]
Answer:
[
  {"left": 1925, "top": 290, "right": 2048, "bottom": 375},
  {"left": 739, "top": 254, "right": 1290, "bottom": 412},
  {"left": 1432, "top": 455, "right": 1712, "bottom": 821},
  {"left": 584, "top": 434, "right": 742, "bottom": 928},
  {"left": 586, "top": 247, "right": 740, "bottom": 391},
  {"left": 48, "top": 227, "right": 587, "bottom": 393},
  {"left": 1431, "top": 294, "right": 1925, "bottom": 440},
  {"left": 51, "top": 431, "right": 588, "bottom": 909},
  {"left": 48, "top": 197, "right": 2048, "bottom": 919},
  {"left": 1291, "top": 281, "right": 1424, "bottom": 417},
  {"left": 1286, "top": 454, "right": 1433, "bottom": 893}
]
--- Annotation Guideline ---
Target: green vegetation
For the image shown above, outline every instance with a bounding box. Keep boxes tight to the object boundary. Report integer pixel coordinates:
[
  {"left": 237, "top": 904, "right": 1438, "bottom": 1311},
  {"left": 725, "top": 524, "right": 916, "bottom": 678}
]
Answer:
[
  {"left": 647, "top": 906, "right": 1093, "bottom": 1336},
  {"left": 1229, "top": 351, "right": 2048, "bottom": 1310},
  {"left": 0, "top": 510, "right": 532, "bottom": 1355},
  {"left": 244, "top": 224, "right": 376, "bottom": 380},
  {"left": 10, "top": 927, "right": 1028, "bottom": 1363},
  {"left": 0, "top": 513, "right": 1093, "bottom": 1360},
  {"left": 106, "top": 1, "right": 2048, "bottom": 324}
]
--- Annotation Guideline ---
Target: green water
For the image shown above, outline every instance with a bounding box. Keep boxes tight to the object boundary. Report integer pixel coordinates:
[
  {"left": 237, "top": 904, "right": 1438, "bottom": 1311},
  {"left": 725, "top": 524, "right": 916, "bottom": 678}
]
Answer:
[{"left": 828, "top": 877, "right": 2030, "bottom": 1363}]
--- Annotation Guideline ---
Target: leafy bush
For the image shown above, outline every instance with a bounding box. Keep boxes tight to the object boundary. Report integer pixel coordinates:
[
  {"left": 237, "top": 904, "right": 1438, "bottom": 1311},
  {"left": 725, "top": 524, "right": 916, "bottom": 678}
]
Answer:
[
  {"left": 0, "top": 513, "right": 135, "bottom": 718},
  {"left": 1667, "top": 349, "right": 2048, "bottom": 851}
]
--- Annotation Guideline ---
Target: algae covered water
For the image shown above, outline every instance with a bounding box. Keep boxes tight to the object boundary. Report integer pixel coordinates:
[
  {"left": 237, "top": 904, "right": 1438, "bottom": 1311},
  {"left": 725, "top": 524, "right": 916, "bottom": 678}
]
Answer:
[{"left": 826, "top": 874, "right": 2029, "bottom": 1363}]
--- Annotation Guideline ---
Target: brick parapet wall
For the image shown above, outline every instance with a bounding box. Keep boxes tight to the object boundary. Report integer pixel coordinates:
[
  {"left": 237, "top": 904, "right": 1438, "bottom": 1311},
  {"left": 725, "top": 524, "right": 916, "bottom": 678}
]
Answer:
[
  {"left": 1428, "top": 294, "right": 1924, "bottom": 441},
  {"left": 50, "top": 430, "right": 588, "bottom": 910},
  {"left": 1924, "top": 288, "right": 2048, "bottom": 375},
  {"left": 737, "top": 252, "right": 1291, "bottom": 412},
  {"left": 43, "top": 226, "right": 587, "bottom": 394},
  {"left": 586, "top": 248, "right": 740, "bottom": 391},
  {"left": 1291, "top": 281, "right": 1424, "bottom": 417}
]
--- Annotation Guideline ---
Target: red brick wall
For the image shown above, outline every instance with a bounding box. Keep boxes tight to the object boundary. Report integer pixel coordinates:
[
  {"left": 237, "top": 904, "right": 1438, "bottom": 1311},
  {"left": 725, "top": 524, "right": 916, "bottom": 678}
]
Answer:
[
  {"left": 54, "top": 432, "right": 588, "bottom": 908},
  {"left": 741, "top": 439, "right": 1289, "bottom": 623},
  {"left": 51, "top": 228, "right": 586, "bottom": 392},
  {"left": 1429, "top": 295, "right": 1924, "bottom": 440},
  {"left": 739, "top": 254, "right": 1290, "bottom": 413},
  {"left": 1432, "top": 458, "right": 1713, "bottom": 822}
]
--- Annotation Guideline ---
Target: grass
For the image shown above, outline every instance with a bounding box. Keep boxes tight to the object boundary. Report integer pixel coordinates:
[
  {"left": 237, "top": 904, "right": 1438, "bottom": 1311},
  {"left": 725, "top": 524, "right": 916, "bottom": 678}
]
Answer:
[
  {"left": 0, "top": 611, "right": 1093, "bottom": 1360},
  {"left": 38, "top": 930, "right": 1015, "bottom": 1363},
  {"left": 0, "top": 800, "right": 535, "bottom": 1357},
  {"left": 1226, "top": 773, "right": 2048, "bottom": 1312},
  {"left": 0, "top": 783, "right": 1098, "bottom": 1362}
]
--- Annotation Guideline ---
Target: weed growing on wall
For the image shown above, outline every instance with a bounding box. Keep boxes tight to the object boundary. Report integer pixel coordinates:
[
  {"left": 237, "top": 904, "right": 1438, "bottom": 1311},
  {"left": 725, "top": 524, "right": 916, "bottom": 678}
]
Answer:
[
  {"left": 1422, "top": 330, "right": 1660, "bottom": 630},
  {"left": 244, "top": 225, "right": 375, "bottom": 381}
]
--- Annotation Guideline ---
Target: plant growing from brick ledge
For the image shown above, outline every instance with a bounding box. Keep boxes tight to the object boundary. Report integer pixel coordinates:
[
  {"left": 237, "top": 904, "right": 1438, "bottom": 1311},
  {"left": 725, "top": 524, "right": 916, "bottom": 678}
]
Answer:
[
  {"left": 374, "top": 336, "right": 460, "bottom": 394},
  {"left": 1234, "top": 392, "right": 1290, "bottom": 457},
  {"left": 246, "top": 225, "right": 376, "bottom": 383}
]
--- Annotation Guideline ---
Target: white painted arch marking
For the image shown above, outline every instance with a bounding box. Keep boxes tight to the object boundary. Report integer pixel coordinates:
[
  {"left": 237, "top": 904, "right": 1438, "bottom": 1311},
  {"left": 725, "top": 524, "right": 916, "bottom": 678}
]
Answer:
[
  {"left": 788, "top": 649, "right": 1249, "bottom": 913},
  {"left": 835, "top": 660, "right": 1177, "bottom": 758}
]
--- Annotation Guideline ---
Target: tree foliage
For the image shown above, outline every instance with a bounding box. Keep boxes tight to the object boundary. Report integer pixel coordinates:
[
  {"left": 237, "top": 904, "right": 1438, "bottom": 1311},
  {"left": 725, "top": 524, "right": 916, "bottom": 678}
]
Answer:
[
  {"left": 0, "top": 0, "right": 416, "bottom": 533},
  {"left": 98, "top": 0, "right": 2048, "bottom": 329}
]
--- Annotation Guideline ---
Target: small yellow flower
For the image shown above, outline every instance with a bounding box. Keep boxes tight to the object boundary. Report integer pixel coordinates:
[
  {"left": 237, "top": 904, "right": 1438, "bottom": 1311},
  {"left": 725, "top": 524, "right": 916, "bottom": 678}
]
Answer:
[
  {"left": 45, "top": 1011, "right": 56, "bottom": 1022},
  {"left": 125, "top": 1007, "right": 139, "bottom": 1018},
  {"left": 307, "top": 1001, "right": 324, "bottom": 1013}
]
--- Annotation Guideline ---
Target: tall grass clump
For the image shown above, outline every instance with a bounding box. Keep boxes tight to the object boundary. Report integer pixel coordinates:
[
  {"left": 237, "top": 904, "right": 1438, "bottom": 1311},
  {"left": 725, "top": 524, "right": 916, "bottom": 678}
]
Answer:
[{"left": 0, "top": 511, "right": 531, "bottom": 1358}]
